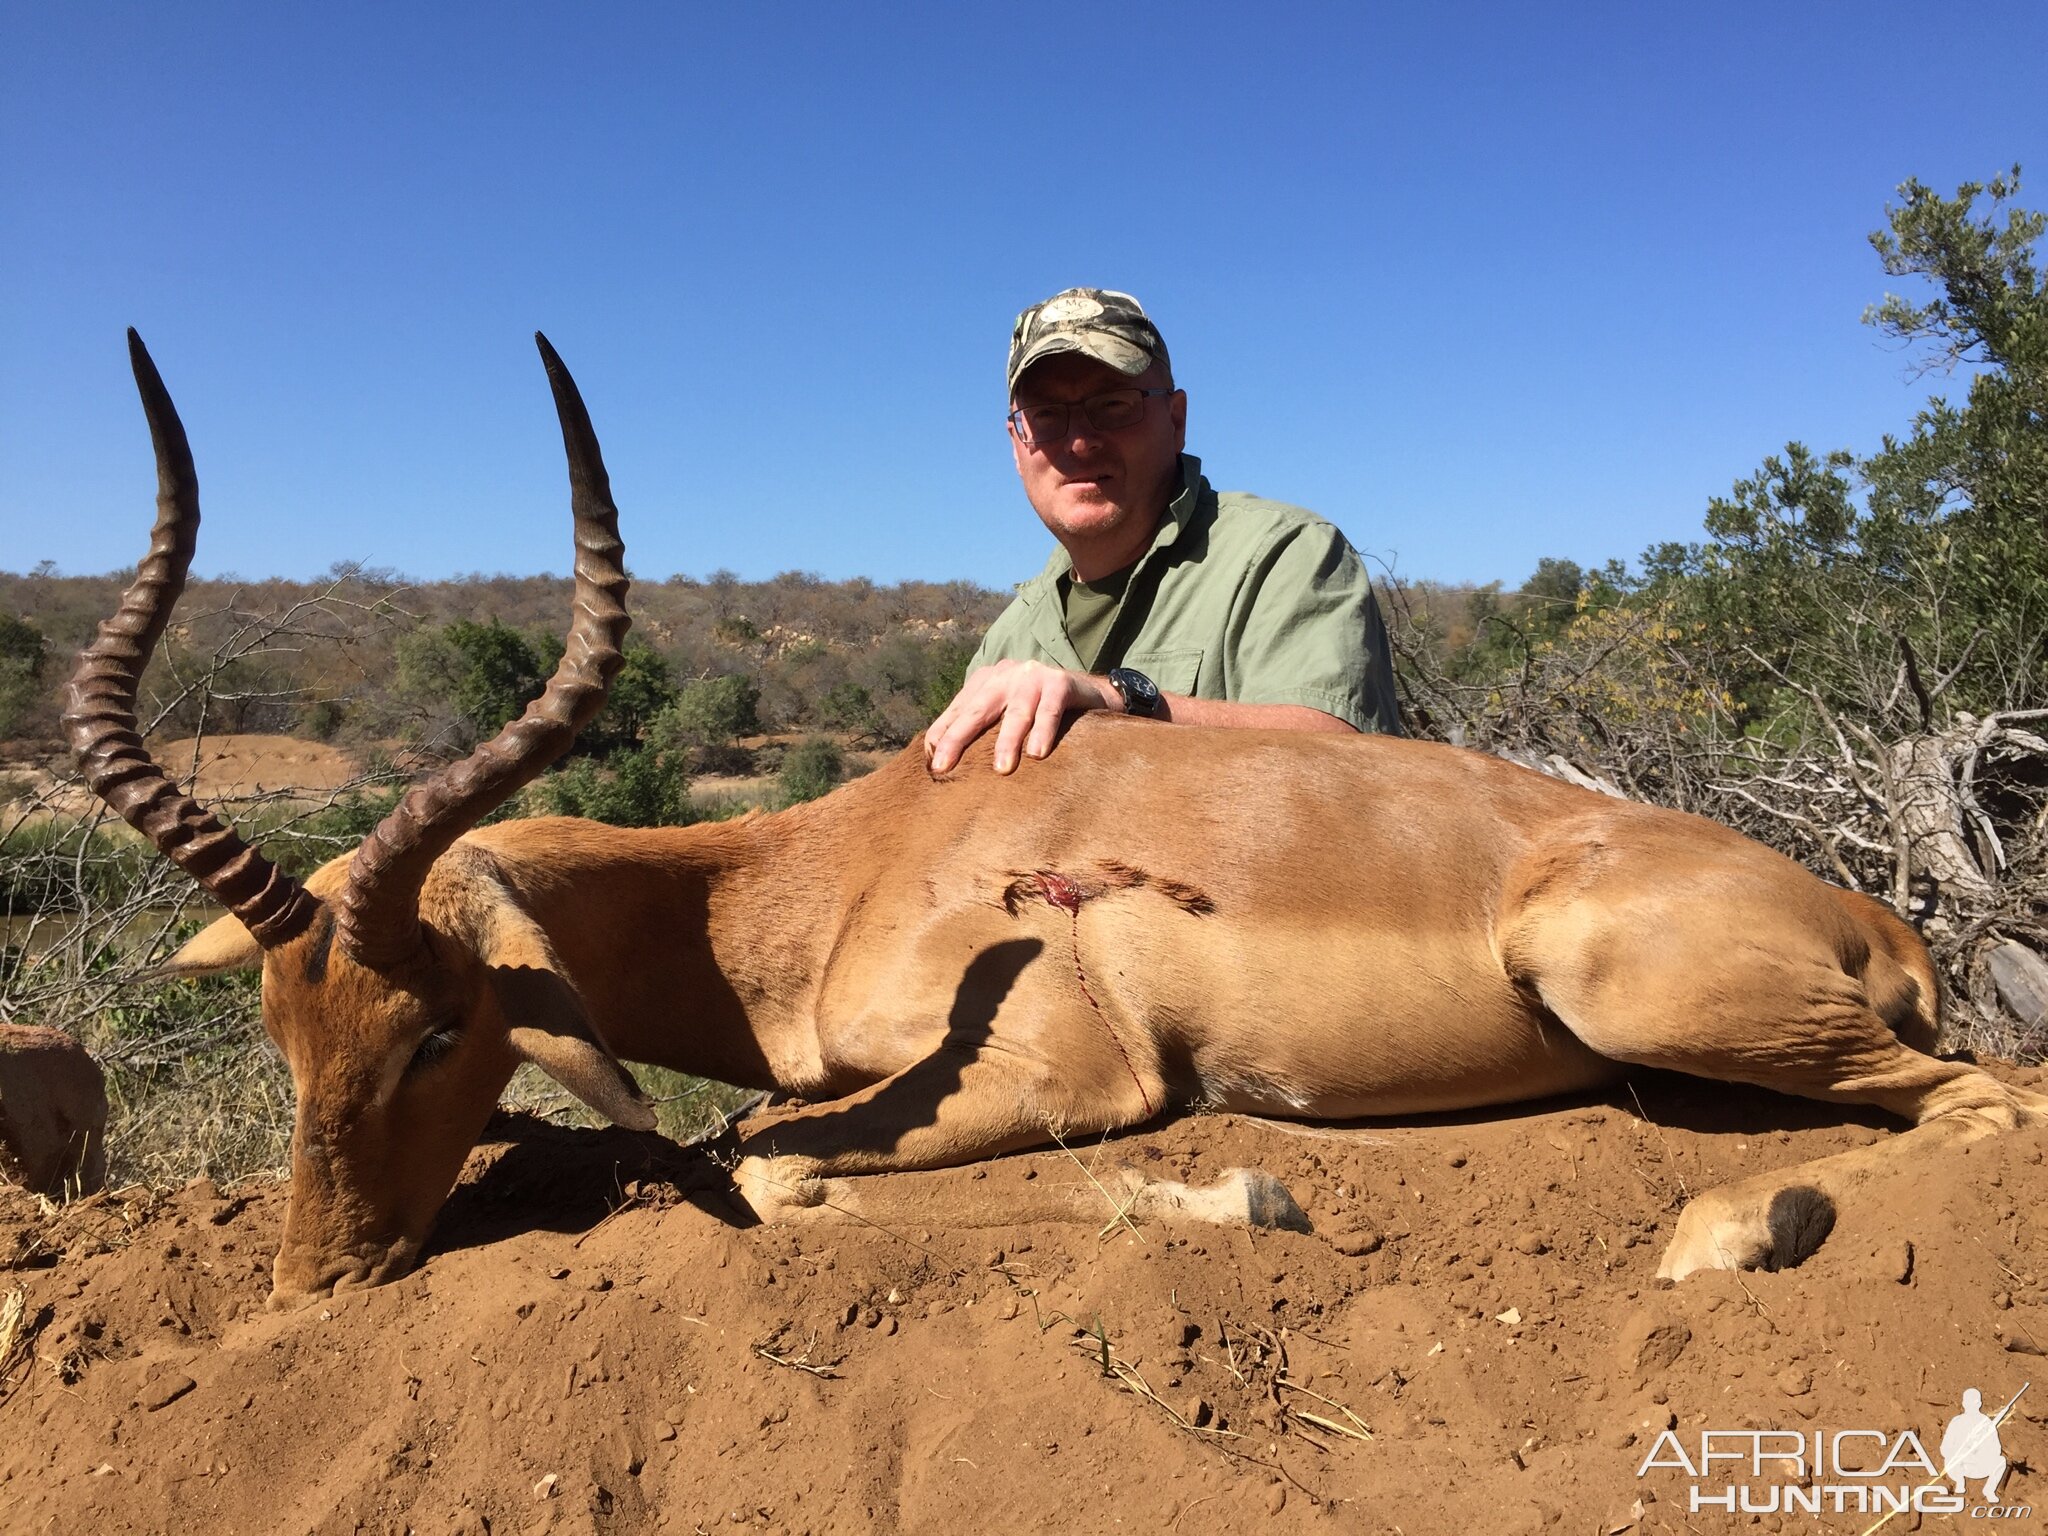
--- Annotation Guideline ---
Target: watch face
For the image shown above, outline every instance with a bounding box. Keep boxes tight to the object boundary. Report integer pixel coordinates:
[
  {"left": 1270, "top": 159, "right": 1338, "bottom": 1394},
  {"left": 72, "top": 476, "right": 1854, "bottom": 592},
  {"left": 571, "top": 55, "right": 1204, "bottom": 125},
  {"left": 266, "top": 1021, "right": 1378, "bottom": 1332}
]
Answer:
[{"left": 1111, "top": 668, "right": 1160, "bottom": 715}]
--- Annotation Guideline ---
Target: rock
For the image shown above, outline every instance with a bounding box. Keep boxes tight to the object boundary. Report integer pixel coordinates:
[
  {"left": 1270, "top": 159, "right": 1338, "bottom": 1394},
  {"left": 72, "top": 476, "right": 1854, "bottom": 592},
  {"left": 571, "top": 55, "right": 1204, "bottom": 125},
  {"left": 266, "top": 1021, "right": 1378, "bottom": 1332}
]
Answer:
[
  {"left": 1776, "top": 1368, "right": 1812, "bottom": 1397},
  {"left": 1332, "top": 1226, "right": 1384, "bottom": 1257},
  {"left": 1265, "top": 1483, "right": 1287, "bottom": 1515},
  {"left": 1512, "top": 1233, "right": 1549, "bottom": 1256},
  {"left": 0, "top": 1023, "right": 108, "bottom": 1196},
  {"left": 138, "top": 1375, "right": 196, "bottom": 1412},
  {"left": 1889, "top": 1240, "right": 1915, "bottom": 1285},
  {"left": 1182, "top": 1395, "right": 1212, "bottom": 1427},
  {"left": 1989, "top": 942, "right": 2048, "bottom": 1027}
]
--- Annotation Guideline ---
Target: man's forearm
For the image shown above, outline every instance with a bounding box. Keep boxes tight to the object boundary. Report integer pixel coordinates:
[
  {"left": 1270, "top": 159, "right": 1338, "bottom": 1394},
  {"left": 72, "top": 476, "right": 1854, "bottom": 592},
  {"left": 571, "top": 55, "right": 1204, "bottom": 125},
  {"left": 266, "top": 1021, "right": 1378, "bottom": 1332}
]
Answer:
[
  {"left": 924, "top": 659, "right": 1359, "bottom": 776},
  {"left": 1147, "top": 692, "right": 1357, "bottom": 733}
]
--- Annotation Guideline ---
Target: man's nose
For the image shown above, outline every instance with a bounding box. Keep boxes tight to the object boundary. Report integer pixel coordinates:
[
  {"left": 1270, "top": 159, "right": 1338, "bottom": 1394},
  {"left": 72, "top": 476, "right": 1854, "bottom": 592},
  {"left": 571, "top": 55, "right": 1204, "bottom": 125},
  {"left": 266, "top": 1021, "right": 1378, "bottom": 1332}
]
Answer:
[{"left": 1055, "top": 412, "right": 1109, "bottom": 453}]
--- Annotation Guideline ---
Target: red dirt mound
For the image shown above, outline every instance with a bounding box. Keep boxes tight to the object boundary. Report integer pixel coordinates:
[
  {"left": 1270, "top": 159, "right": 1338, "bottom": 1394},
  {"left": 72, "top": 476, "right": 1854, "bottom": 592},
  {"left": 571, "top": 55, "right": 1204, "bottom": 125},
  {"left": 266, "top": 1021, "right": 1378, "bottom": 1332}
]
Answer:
[{"left": 4, "top": 1069, "right": 2046, "bottom": 1534}]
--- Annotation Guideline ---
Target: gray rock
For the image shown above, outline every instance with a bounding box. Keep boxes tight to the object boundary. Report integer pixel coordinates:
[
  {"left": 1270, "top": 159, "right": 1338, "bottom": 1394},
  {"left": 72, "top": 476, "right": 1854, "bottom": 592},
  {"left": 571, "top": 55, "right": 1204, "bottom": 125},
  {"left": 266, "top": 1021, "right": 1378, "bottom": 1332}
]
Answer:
[{"left": 1989, "top": 941, "right": 2048, "bottom": 1027}]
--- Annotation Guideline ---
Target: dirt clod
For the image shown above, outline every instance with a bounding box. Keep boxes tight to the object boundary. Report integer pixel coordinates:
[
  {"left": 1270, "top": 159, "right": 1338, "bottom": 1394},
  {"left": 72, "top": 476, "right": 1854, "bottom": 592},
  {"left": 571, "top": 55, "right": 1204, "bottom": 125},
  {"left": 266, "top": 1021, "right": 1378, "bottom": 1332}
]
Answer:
[{"left": 136, "top": 1374, "right": 195, "bottom": 1412}]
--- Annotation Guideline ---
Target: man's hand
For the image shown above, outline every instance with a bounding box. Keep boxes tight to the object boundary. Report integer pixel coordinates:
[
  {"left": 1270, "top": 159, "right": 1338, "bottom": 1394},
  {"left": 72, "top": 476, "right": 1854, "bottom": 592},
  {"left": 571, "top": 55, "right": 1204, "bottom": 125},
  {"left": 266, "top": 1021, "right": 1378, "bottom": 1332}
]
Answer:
[{"left": 924, "top": 659, "right": 1120, "bottom": 774}]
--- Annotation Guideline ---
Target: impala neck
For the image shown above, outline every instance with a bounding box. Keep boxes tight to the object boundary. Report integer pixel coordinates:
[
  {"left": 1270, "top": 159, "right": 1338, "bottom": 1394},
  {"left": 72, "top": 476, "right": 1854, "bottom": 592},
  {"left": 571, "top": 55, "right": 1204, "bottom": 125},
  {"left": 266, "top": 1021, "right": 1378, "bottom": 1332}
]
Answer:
[{"left": 489, "top": 807, "right": 859, "bottom": 1090}]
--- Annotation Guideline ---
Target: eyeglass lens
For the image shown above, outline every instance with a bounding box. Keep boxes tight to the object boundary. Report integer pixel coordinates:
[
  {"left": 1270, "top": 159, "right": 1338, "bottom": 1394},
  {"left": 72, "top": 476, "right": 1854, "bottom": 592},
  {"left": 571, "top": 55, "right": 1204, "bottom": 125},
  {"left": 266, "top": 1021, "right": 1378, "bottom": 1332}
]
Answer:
[{"left": 1013, "top": 389, "right": 1150, "bottom": 444}]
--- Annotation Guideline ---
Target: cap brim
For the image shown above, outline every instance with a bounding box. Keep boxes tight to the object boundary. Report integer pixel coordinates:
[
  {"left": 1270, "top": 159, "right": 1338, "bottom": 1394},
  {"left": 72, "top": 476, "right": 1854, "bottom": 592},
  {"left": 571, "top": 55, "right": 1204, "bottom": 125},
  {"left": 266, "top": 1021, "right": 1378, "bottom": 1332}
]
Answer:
[{"left": 1007, "top": 333, "right": 1154, "bottom": 393}]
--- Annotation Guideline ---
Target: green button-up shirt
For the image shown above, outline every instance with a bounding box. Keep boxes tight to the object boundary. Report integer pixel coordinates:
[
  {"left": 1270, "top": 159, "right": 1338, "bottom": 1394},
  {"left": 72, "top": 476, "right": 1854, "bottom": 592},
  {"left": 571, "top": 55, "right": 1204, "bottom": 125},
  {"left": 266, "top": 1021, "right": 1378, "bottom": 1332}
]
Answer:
[{"left": 968, "top": 455, "right": 1402, "bottom": 734}]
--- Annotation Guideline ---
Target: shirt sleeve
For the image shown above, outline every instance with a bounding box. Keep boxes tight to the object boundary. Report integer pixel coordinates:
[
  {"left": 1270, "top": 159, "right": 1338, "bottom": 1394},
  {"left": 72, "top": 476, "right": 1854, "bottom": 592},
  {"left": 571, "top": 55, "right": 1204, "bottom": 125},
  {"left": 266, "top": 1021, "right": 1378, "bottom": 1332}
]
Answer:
[
  {"left": 1224, "top": 521, "right": 1403, "bottom": 735},
  {"left": 966, "top": 596, "right": 1031, "bottom": 674}
]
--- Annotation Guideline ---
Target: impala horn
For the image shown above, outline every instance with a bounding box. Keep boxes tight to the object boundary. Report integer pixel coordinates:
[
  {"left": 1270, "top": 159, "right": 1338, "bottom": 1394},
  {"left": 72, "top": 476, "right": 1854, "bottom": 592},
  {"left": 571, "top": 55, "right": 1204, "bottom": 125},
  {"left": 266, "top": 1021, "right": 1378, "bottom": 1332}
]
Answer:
[
  {"left": 336, "top": 333, "right": 629, "bottom": 970},
  {"left": 64, "top": 331, "right": 318, "bottom": 947}
]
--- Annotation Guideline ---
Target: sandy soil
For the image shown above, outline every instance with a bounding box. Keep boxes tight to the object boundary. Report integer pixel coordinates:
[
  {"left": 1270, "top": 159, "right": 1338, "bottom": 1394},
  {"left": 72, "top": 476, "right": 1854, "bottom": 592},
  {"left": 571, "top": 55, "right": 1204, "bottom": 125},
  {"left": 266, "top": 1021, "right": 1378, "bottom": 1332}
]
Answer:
[
  {"left": 143, "top": 735, "right": 363, "bottom": 800},
  {"left": 5, "top": 733, "right": 364, "bottom": 819},
  {"left": 4, "top": 1068, "right": 2046, "bottom": 1535}
]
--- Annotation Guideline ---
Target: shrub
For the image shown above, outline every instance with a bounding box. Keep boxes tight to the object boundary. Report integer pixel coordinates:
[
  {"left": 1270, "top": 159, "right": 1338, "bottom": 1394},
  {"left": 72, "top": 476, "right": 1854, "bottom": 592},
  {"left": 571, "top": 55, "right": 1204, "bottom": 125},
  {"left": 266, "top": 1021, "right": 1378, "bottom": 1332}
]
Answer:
[
  {"left": 530, "top": 744, "right": 692, "bottom": 827},
  {"left": 777, "top": 737, "right": 844, "bottom": 806}
]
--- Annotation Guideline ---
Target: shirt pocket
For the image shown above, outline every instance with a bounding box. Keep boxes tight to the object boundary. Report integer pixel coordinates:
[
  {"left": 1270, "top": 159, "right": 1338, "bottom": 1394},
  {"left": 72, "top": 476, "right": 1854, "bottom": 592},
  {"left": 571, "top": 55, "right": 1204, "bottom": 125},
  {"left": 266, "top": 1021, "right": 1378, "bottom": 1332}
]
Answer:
[{"left": 1118, "top": 648, "right": 1203, "bottom": 697}]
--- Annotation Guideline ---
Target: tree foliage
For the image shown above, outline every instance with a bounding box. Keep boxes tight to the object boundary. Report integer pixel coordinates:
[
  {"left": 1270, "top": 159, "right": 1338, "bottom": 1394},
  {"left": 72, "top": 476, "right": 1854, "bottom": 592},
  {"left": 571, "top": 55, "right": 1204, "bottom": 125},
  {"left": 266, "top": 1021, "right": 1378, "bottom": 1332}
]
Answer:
[
  {"left": 777, "top": 736, "right": 845, "bottom": 805},
  {"left": 0, "top": 612, "right": 49, "bottom": 739}
]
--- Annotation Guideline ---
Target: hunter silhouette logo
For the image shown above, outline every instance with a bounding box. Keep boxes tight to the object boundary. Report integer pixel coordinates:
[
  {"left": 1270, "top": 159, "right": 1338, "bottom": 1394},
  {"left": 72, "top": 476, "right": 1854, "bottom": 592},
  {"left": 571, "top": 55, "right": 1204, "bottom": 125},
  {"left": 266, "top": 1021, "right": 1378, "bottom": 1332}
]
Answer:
[
  {"left": 1633, "top": 1382, "right": 2033, "bottom": 1520},
  {"left": 1943, "top": 1388, "right": 2010, "bottom": 1504}
]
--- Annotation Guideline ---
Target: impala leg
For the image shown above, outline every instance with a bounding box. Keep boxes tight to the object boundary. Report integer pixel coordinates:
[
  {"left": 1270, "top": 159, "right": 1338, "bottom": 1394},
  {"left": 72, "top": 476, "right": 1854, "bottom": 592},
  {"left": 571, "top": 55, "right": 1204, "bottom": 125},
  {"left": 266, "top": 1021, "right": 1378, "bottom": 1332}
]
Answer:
[
  {"left": 1649, "top": 1038, "right": 2048, "bottom": 1278},
  {"left": 729, "top": 1041, "right": 1306, "bottom": 1234},
  {"left": 1518, "top": 911, "right": 2048, "bottom": 1279},
  {"left": 1653, "top": 1093, "right": 2038, "bottom": 1281}
]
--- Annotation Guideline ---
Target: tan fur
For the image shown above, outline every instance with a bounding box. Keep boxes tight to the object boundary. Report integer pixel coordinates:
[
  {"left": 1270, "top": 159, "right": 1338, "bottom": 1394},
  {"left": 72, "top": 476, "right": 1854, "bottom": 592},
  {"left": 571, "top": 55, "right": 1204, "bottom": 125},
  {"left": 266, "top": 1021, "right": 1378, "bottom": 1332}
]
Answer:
[{"left": 175, "top": 717, "right": 2044, "bottom": 1302}]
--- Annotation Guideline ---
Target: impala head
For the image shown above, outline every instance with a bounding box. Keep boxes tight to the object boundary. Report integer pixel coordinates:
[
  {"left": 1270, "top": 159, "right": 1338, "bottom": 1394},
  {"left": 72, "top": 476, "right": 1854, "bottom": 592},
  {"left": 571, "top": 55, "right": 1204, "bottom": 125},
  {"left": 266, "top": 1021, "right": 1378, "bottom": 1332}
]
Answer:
[{"left": 67, "top": 332, "right": 653, "bottom": 1306}]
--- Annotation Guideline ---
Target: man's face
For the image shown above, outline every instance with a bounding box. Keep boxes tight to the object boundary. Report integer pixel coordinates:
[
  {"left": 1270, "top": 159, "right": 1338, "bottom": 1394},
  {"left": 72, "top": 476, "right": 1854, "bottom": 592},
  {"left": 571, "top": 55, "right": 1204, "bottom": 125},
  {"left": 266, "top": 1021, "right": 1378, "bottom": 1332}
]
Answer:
[{"left": 1008, "top": 352, "right": 1187, "bottom": 575}]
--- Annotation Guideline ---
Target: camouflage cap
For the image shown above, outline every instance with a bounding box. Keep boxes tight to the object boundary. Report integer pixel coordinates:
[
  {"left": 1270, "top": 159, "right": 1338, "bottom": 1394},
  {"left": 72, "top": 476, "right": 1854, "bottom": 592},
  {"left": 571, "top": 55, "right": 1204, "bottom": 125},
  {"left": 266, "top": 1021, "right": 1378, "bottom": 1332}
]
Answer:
[{"left": 1006, "top": 288, "right": 1170, "bottom": 395}]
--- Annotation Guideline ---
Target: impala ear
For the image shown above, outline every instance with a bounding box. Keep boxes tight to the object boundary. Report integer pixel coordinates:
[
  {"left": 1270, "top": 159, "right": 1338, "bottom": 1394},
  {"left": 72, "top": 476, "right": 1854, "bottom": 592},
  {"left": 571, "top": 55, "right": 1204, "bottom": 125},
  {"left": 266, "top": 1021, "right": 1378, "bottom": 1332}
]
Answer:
[
  {"left": 483, "top": 910, "right": 656, "bottom": 1133},
  {"left": 158, "top": 914, "right": 264, "bottom": 977}
]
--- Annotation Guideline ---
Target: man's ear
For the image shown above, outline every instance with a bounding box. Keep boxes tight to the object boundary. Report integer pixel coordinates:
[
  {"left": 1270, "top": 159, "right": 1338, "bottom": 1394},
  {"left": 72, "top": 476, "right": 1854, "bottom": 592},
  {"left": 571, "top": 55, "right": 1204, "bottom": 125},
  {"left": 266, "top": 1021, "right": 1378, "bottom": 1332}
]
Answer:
[
  {"left": 483, "top": 908, "right": 656, "bottom": 1134},
  {"left": 157, "top": 914, "right": 263, "bottom": 978}
]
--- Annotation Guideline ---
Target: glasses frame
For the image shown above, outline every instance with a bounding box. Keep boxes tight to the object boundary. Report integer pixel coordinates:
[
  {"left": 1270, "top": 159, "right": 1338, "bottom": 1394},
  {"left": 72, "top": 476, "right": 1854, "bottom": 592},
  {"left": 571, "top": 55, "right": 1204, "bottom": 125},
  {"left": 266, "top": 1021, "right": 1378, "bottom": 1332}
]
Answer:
[{"left": 1007, "top": 387, "right": 1175, "bottom": 445}]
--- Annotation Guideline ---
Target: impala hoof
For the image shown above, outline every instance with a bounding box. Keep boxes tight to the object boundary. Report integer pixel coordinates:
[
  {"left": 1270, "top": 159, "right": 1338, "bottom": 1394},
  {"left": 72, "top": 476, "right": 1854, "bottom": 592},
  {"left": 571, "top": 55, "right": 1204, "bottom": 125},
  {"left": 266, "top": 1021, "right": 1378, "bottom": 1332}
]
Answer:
[
  {"left": 1241, "top": 1170, "right": 1313, "bottom": 1233},
  {"left": 1657, "top": 1184, "right": 1834, "bottom": 1281},
  {"left": 734, "top": 1154, "right": 827, "bottom": 1222}
]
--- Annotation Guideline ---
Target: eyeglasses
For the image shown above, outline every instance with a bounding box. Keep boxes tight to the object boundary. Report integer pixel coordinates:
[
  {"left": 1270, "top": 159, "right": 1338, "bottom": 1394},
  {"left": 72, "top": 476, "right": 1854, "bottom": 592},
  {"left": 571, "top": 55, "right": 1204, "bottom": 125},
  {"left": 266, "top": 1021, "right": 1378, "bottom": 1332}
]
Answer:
[{"left": 1007, "top": 388, "right": 1174, "bottom": 445}]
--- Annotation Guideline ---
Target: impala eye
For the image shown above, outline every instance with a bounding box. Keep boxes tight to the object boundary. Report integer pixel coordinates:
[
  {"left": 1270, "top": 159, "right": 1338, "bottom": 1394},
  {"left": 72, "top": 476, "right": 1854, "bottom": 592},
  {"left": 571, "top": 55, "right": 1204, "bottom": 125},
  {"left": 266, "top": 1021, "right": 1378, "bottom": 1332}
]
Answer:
[{"left": 408, "top": 1026, "right": 463, "bottom": 1074}]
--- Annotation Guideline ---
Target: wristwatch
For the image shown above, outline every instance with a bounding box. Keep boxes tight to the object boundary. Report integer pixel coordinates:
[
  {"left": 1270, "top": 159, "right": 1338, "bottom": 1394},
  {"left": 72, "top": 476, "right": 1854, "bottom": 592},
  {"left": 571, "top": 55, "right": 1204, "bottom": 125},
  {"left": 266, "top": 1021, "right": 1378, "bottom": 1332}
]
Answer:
[{"left": 1107, "top": 667, "right": 1165, "bottom": 719}]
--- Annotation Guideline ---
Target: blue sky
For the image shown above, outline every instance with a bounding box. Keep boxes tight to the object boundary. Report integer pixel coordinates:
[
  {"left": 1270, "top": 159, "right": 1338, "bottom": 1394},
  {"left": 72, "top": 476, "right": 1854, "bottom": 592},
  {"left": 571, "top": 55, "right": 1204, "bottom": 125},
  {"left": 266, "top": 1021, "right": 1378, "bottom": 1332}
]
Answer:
[{"left": 3, "top": 3, "right": 2043, "bottom": 590}]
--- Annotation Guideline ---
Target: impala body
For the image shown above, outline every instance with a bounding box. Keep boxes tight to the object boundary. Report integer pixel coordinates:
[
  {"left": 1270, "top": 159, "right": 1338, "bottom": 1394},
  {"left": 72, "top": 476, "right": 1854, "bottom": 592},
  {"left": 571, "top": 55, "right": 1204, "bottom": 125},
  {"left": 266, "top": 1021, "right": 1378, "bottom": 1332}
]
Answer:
[{"left": 70, "top": 334, "right": 2045, "bottom": 1306}]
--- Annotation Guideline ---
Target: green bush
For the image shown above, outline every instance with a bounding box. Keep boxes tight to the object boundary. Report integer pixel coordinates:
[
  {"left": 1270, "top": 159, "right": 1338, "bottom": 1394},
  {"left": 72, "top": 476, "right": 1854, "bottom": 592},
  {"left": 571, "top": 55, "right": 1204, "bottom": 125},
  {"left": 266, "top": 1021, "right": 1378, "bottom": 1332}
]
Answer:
[
  {"left": 0, "top": 612, "right": 48, "bottom": 740},
  {"left": 777, "top": 737, "right": 844, "bottom": 806},
  {"left": 530, "top": 743, "right": 692, "bottom": 827},
  {"left": 0, "top": 821, "right": 151, "bottom": 914},
  {"left": 820, "top": 681, "right": 882, "bottom": 738}
]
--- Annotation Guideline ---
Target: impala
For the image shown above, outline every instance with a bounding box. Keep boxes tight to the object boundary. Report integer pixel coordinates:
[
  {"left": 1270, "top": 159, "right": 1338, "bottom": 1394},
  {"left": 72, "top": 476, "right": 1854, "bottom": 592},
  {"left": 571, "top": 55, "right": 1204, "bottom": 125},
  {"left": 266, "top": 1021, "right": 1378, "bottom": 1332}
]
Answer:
[{"left": 67, "top": 332, "right": 2045, "bottom": 1305}]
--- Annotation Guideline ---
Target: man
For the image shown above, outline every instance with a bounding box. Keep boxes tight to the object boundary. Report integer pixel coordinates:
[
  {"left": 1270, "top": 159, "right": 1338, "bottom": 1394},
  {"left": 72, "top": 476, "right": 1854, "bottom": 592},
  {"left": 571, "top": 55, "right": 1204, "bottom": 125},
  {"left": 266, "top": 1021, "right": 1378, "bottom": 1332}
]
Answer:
[{"left": 926, "top": 288, "right": 1401, "bottom": 775}]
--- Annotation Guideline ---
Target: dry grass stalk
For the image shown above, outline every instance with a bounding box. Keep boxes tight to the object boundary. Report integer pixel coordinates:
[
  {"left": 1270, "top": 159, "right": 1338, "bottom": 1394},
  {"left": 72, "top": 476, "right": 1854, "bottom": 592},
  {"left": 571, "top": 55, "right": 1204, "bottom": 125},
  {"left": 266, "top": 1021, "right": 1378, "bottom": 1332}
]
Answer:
[
  {"left": 1065, "top": 1331, "right": 1240, "bottom": 1440},
  {"left": 755, "top": 1334, "right": 841, "bottom": 1379},
  {"left": 1275, "top": 1377, "right": 1374, "bottom": 1441},
  {"left": 1047, "top": 1127, "right": 1144, "bottom": 1242},
  {"left": 0, "top": 1285, "right": 33, "bottom": 1405}
]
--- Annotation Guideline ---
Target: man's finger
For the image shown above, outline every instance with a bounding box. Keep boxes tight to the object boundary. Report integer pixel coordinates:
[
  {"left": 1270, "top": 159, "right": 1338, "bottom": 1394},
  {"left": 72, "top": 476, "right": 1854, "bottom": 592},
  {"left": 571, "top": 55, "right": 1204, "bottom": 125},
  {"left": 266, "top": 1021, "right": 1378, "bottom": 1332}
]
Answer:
[
  {"left": 991, "top": 690, "right": 1040, "bottom": 775},
  {"left": 925, "top": 685, "right": 993, "bottom": 773},
  {"left": 925, "top": 701, "right": 960, "bottom": 770},
  {"left": 1024, "top": 680, "right": 1067, "bottom": 760}
]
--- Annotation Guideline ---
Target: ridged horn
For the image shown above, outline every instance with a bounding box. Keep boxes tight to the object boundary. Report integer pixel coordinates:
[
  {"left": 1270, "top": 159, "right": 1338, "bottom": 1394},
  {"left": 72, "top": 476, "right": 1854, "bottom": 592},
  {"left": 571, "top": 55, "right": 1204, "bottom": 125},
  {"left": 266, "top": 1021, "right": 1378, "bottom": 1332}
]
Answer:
[
  {"left": 63, "top": 330, "right": 318, "bottom": 948},
  {"left": 337, "top": 333, "right": 629, "bottom": 969}
]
